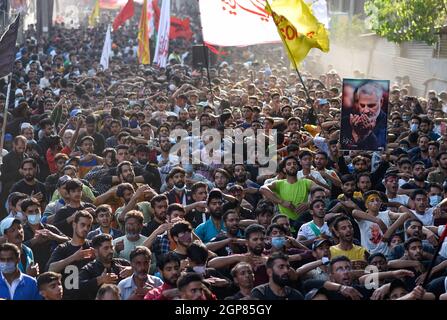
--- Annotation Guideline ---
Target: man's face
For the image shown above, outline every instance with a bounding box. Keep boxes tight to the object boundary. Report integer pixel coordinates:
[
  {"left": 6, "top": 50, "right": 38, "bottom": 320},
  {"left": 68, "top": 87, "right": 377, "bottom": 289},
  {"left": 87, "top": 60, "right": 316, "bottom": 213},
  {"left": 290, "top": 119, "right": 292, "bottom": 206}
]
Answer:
[
  {"left": 247, "top": 231, "right": 265, "bottom": 255},
  {"left": 330, "top": 260, "right": 352, "bottom": 286},
  {"left": 81, "top": 140, "right": 94, "bottom": 154},
  {"left": 13, "top": 140, "right": 26, "bottom": 154},
  {"left": 428, "top": 145, "right": 438, "bottom": 157},
  {"left": 439, "top": 154, "right": 447, "bottom": 170},
  {"left": 125, "top": 217, "right": 143, "bottom": 237},
  {"left": 86, "top": 123, "right": 95, "bottom": 134},
  {"left": 153, "top": 200, "right": 168, "bottom": 221},
  {"left": 313, "top": 243, "right": 330, "bottom": 259},
  {"left": 414, "top": 194, "right": 428, "bottom": 212},
  {"left": 208, "top": 198, "right": 223, "bottom": 219},
  {"left": 180, "top": 281, "right": 204, "bottom": 300},
  {"left": 110, "top": 123, "right": 121, "bottom": 135},
  {"left": 119, "top": 165, "right": 135, "bottom": 183},
  {"left": 44, "top": 124, "right": 54, "bottom": 136},
  {"left": 161, "top": 261, "right": 180, "bottom": 286},
  {"left": 342, "top": 180, "right": 356, "bottom": 198},
  {"left": 96, "top": 240, "right": 114, "bottom": 264},
  {"left": 389, "top": 287, "right": 408, "bottom": 300},
  {"left": 69, "top": 188, "right": 82, "bottom": 203},
  {"left": 413, "top": 164, "right": 426, "bottom": 182},
  {"left": 369, "top": 256, "right": 387, "bottom": 272},
  {"left": 189, "top": 107, "right": 197, "bottom": 119},
  {"left": 132, "top": 254, "right": 151, "bottom": 280},
  {"left": 400, "top": 163, "right": 412, "bottom": 176},
  {"left": 288, "top": 120, "right": 299, "bottom": 132},
  {"left": 354, "top": 161, "right": 367, "bottom": 172},
  {"left": 284, "top": 158, "right": 298, "bottom": 176},
  {"left": 357, "top": 176, "right": 372, "bottom": 193},
  {"left": 0, "top": 250, "right": 18, "bottom": 274},
  {"left": 385, "top": 176, "right": 398, "bottom": 193},
  {"left": 97, "top": 211, "right": 112, "bottom": 228},
  {"left": 73, "top": 217, "right": 92, "bottom": 239},
  {"left": 174, "top": 230, "right": 192, "bottom": 247},
  {"left": 300, "top": 155, "right": 312, "bottom": 169},
  {"left": 355, "top": 92, "right": 381, "bottom": 121},
  {"left": 224, "top": 213, "right": 240, "bottom": 236},
  {"left": 40, "top": 279, "right": 63, "bottom": 300},
  {"left": 160, "top": 137, "right": 171, "bottom": 152},
  {"left": 419, "top": 122, "right": 429, "bottom": 133},
  {"left": 269, "top": 258, "right": 290, "bottom": 287},
  {"left": 314, "top": 154, "right": 327, "bottom": 170},
  {"left": 214, "top": 172, "right": 228, "bottom": 189},
  {"left": 419, "top": 137, "right": 429, "bottom": 152},
  {"left": 406, "top": 241, "right": 423, "bottom": 261},
  {"left": 311, "top": 202, "right": 326, "bottom": 219},
  {"left": 335, "top": 220, "right": 354, "bottom": 243},
  {"left": 116, "top": 148, "right": 130, "bottom": 163},
  {"left": 173, "top": 173, "right": 186, "bottom": 189},
  {"left": 234, "top": 265, "right": 254, "bottom": 289},
  {"left": 234, "top": 165, "right": 246, "bottom": 183},
  {"left": 23, "top": 128, "right": 34, "bottom": 140},
  {"left": 407, "top": 221, "right": 423, "bottom": 238},
  {"left": 5, "top": 222, "right": 24, "bottom": 245},
  {"left": 21, "top": 163, "right": 36, "bottom": 181},
  {"left": 257, "top": 212, "right": 273, "bottom": 229},
  {"left": 192, "top": 187, "right": 207, "bottom": 202}
]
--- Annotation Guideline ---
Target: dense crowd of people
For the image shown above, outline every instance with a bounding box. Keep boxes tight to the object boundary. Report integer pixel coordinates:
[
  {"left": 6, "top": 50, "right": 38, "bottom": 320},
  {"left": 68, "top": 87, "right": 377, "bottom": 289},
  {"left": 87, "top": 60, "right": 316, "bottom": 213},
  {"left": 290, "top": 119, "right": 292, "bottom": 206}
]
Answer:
[{"left": 1, "top": 10, "right": 447, "bottom": 301}]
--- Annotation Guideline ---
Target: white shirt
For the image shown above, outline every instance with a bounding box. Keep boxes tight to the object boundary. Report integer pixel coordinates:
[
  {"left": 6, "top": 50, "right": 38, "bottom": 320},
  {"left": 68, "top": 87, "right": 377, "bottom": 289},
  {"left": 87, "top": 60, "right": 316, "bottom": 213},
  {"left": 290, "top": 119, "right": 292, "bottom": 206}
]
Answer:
[
  {"left": 437, "top": 225, "right": 447, "bottom": 259},
  {"left": 118, "top": 274, "right": 163, "bottom": 300},
  {"left": 1, "top": 272, "right": 22, "bottom": 299},
  {"left": 297, "top": 170, "right": 327, "bottom": 185},
  {"left": 387, "top": 194, "right": 409, "bottom": 207},
  {"left": 298, "top": 221, "right": 332, "bottom": 240},
  {"left": 313, "top": 136, "right": 329, "bottom": 154},
  {"left": 411, "top": 208, "right": 435, "bottom": 226},
  {"left": 356, "top": 210, "right": 392, "bottom": 255}
]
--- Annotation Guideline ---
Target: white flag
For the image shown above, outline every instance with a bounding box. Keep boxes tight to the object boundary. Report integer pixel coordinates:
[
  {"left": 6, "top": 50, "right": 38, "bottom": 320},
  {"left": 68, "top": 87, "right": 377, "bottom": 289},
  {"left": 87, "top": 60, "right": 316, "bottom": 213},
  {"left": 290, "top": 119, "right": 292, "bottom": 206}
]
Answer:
[
  {"left": 306, "top": 0, "right": 329, "bottom": 29},
  {"left": 199, "top": 0, "right": 280, "bottom": 47},
  {"left": 153, "top": 0, "right": 170, "bottom": 68},
  {"left": 100, "top": 25, "right": 112, "bottom": 70}
]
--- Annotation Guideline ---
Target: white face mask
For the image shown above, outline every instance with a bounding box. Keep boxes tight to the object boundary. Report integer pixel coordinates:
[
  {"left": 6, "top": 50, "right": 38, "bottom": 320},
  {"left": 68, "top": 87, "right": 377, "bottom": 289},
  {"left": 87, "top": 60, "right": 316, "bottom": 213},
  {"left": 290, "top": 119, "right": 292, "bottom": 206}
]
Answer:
[
  {"left": 27, "top": 213, "right": 41, "bottom": 225},
  {"left": 192, "top": 266, "right": 206, "bottom": 275}
]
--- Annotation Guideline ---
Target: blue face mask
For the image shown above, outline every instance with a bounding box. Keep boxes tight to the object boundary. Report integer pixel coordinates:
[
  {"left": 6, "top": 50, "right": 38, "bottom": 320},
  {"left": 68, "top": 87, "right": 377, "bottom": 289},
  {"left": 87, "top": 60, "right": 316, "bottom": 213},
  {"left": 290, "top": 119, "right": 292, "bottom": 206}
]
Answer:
[
  {"left": 430, "top": 195, "right": 442, "bottom": 207},
  {"left": 410, "top": 123, "right": 419, "bottom": 132},
  {"left": 0, "top": 262, "right": 16, "bottom": 274},
  {"left": 271, "top": 236, "right": 286, "bottom": 249},
  {"left": 27, "top": 213, "right": 41, "bottom": 225}
]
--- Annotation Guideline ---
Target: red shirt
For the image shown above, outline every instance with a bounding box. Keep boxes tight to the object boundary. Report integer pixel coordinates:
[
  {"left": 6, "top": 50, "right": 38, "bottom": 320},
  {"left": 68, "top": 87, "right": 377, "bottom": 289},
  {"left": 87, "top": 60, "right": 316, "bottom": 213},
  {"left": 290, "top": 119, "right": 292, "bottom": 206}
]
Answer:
[
  {"left": 47, "top": 146, "right": 71, "bottom": 174},
  {"left": 144, "top": 283, "right": 174, "bottom": 300}
]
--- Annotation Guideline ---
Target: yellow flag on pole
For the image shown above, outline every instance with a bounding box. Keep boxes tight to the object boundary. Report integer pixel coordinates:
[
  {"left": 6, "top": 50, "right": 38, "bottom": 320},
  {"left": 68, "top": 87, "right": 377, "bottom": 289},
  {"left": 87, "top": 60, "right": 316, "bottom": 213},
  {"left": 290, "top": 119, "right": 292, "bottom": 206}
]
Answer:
[
  {"left": 89, "top": 0, "right": 100, "bottom": 27},
  {"left": 138, "top": 0, "right": 150, "bottom": 65},
  {"left": 265, "top": 0, "right": 329, "bottom": 68}
]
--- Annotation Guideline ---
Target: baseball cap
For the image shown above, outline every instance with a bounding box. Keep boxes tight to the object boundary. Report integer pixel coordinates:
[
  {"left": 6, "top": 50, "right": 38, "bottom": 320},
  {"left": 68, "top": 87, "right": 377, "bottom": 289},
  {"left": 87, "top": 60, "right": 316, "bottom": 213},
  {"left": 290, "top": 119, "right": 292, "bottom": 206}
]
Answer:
[
  {"left": 312, "top": 238, "right": 331, "bottom": 250},
  {"left": 384, "top": 168, "right": 399, "bottom": 179},
  {"left": 70, "top": 109, "right": 82, "bottom": 118},
  {"left": 57, "top": 175, "right": 72, "bottom": 188},
  {"left": 0, "top": 217, "right": 21, "bottom": 235},
  {"left": 207, "top": 188, "right": 223, "bottom": 204}
]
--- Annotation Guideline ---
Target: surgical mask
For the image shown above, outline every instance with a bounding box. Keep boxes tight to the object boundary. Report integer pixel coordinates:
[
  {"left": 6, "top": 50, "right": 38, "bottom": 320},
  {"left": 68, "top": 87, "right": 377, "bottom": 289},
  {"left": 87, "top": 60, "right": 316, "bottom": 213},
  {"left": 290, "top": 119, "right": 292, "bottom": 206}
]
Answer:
[
  {"left": 173, "top": 184, "right": 186, "bottom": 191},
  {"left": 430, "top": 195, "right": 442, "bottom": 207},
  {"left": 271, "top": 237, "right": 286, "bottom": 249},
  {"left": 410, "top": 123, "right": 419, "bottom": 132},
  {"left": 129, "top": 100, "right": 137, "bottom": 106},
  {"left": 0, "top": 262, "right": 16, "bottom": 274},
  {"left": 27, "top": 213, "right": 41, "bottom": 225},
  {"left": 192, "top": 266, "right": 206, "bottom": 275}
]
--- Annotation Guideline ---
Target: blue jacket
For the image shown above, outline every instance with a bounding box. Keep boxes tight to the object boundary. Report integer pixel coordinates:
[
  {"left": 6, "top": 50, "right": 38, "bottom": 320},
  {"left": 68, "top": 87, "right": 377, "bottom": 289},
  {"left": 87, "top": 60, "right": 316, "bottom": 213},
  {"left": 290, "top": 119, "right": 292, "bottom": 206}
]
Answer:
[{"left": 0, "top": 272, "right": 42, "bottom": 300}]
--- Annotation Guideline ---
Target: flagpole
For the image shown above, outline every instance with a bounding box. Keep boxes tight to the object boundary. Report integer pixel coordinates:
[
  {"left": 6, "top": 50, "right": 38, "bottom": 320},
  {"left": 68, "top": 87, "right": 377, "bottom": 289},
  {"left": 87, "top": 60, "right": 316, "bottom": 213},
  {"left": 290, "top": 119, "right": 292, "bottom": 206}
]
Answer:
[
  {"left": 0, "top": 74, "right": 11, "bottom": 161},
  {"left": 422, "top": 224, "right": 447, "bottom": 288},
  {"left": 196, "top": 0, "right": 213, "bottom": 94}
]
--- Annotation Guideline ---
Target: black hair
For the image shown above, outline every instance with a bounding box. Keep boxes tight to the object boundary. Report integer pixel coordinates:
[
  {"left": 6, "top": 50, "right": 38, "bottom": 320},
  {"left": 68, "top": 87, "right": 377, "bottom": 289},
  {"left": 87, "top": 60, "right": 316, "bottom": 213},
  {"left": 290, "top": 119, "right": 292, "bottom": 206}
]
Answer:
[
  {"left": 410, "top": 189, "right": 427, "bottom": 200},
  {"left": 150, "top": 194, "right": 168, "bottom": 207},
  {"left": 170, "top": 221, "right": 192, "bottom": 238},
  {"left": 157, "top": 252, "right": 181, "bottom": 269},
  {"left": 367, "top": 252, "right": 386, "bottom": 264},
  {"left": 404, "top": 237, "right": 422, "bottom": 251},
  {"left": 244, "top": 224, "right": 265, "bottom": 240},
  {"left": 74, "top": 210, "right": 93, "bottom": 223},
  {"left": 333, "top": 216, "right": 351, "bottom": 231},
  {"left": 20, "top": 197, "right": 40, "bottom": 212},
  {"left": 266, "top": 252, "right": 288, "bottom": 269},
  {"left": 177, "top": 272, "right": 203, "bottom": 291},
  {"left": 91, "top": 233, "right": 113, "bottom": 249},
  {"left": 186, "top": 242, "right": 208, "bottom": 265},
  {"left": 271, "top": 214, "right": 289, "bottom": 224},
  {"left": 21, "top": 158, "right": 37, "bottom": 169},
  {"left": 266, "top": 223, "right": 287, "bottom": 236},
  {"left": 341, "top": 174, "right": 356, "bottom": 184},
  {"left": 116, "top": 183, "right": 134, "bottom": 198},
  {"left": 37, "top": 272, "right": 62, "bottom": 290},
  {"left": 116, "top": 161, "right": 133, "bottom": 176},
  {"left": 0, "top": 243, "right": 20, "bottom": 259},
  {"left": 310, "top": 199, "right": 325, "bottom": 210},
  {"left": 65, "top": 179, "right": 83, "bottom": 193},
  {"left": 129, "top": 246, "right": 152, "bottom": 262},
  {"left": 329, "top": 255, "right": 351, "bottom": 271}
]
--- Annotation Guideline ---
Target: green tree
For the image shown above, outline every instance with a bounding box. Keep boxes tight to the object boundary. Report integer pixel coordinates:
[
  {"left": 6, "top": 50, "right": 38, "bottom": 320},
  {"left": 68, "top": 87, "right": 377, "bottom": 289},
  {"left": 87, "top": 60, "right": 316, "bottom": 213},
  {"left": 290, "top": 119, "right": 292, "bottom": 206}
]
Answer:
[{"left": 365, "top": 0, "right": 447, "bottom": 45}]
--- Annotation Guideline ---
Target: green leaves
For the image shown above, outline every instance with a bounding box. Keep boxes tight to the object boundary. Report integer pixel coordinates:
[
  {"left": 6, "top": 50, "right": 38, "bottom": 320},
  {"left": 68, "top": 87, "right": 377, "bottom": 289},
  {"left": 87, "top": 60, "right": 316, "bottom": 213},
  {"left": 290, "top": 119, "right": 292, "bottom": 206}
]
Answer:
[{"left": 365, "top": 0, "right": 446, "bottom": 45}]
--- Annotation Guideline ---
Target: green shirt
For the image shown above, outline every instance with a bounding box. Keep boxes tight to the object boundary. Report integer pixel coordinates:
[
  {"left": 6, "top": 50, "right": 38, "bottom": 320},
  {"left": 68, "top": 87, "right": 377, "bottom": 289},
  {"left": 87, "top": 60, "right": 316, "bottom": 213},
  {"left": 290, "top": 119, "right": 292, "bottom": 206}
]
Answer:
[
  {"left": 115, "top": 201, "right": 152, "bottom": 231},
  {"left": 274, "top": 178, "right": 312, "bottom": 220}
]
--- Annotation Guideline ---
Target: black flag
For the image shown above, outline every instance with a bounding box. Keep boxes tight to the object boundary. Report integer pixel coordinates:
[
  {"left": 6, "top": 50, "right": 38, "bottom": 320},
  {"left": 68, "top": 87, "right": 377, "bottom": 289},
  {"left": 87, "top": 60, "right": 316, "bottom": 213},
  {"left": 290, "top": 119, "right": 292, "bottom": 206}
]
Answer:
[{"left": 0, "top": 14, "right": 20, "bottom": 78}]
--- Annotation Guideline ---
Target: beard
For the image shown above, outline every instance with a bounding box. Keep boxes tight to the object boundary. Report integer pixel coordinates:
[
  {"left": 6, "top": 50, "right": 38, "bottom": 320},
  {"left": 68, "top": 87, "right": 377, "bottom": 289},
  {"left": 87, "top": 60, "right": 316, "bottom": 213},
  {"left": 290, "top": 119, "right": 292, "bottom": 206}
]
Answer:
[
  {"left": 250, "top": 246, "right": 264, "bottom": 256},
  {"left": 174, "top": 181, "right": 185, "bottom": 189},
  {"left": 211, "top": 211, "right": 223, "bottom": 220},
  {"left": 24, "top": 175, "right": 34, "bottom": 181},
  {"left": 123, "top": 174, "right": 135, "bottom": 183},
  {"left": 285, "top": 168, "right": 298, "bottom": 176},
  {"left": 272, "top": 272, "right": 289, "bottom": 287}
]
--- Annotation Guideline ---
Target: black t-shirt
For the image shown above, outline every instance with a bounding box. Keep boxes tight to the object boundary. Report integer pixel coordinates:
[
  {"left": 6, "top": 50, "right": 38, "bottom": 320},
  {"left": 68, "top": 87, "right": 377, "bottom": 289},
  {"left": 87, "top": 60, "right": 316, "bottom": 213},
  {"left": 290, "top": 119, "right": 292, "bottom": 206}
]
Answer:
[
  {"left": 46, "top": 240, "right": 94, "bottom": 300},
  {"left": 303, "top": 279, "right": 374, "bottom": 300},
  {"left": 401, "top": 181, "right": 430, "bottom": 191},
  {"left": 143, "top": 220, "right": 162, "bottom": 237},
  {"left": 251, "top": 283, "right": 304, "bottom": 300},
  {"left": 209, "top": 233, "right": 247, "bottom": 257},
  {"left": 53, "top": 203, "right": 96, "bottom": 237},
  {"left": 23, "top": 223, "right": 66, "bottom": 272},
  {"left": 10, "top": 179, "right": 47, "bottom": 201},
  {"left": 186, "top": 209, "right": 209, "bottom": 229}
]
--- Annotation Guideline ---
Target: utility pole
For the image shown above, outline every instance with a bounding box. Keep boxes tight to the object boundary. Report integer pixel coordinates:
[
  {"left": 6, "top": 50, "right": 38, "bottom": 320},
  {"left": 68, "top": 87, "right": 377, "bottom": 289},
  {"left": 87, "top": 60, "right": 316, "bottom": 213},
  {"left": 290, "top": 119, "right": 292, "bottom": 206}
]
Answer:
[{"left": 37, "top": 0, "right": 54, "bottom": 36}]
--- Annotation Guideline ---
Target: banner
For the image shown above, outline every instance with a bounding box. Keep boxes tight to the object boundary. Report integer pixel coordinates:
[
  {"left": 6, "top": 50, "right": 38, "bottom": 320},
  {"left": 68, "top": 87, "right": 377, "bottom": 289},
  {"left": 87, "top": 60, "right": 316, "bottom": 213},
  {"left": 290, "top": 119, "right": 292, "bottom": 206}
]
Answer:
[
  {"left": 0, "top": 14, "right": 20, "bottom": 78},
  {"left": 138, "top": 0, "right": 150, "bottom": 64},
  {"left": 340, "top": 79, "right": 390, "bottom": 151},
  {"left": 100, "top": 25, "right": 112, "bottom": 70},
  {"left": 199, "top": 0, "right": 280, "bottom": 46},
  {"left": 112, "top": 0, "right": 134, "bottom": 31},
  {"left": 170, "top": 17, "right": 192, "bottom": 40},
  {"left": 89, "top": 0, "right": 100, "bottom": 27},
  {"left": 153, "top": 0, "right": 170, "bottom": 68}
]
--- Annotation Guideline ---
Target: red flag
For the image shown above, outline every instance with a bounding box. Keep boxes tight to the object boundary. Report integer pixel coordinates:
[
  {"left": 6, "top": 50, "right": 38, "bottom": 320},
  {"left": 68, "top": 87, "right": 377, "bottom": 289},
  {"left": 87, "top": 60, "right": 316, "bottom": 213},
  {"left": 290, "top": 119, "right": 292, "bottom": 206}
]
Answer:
[
  {"left": 153, "top": 0, "right": 160, "bottom": 31},
  {"left": 204, "top": 42, "right": 228, "bottom": 56},
  {"left": 112, "top": 0, "right": 134, "bottom": 31},
  {"left": 169, "top": 17, "right": 193, "bottom": 40}
]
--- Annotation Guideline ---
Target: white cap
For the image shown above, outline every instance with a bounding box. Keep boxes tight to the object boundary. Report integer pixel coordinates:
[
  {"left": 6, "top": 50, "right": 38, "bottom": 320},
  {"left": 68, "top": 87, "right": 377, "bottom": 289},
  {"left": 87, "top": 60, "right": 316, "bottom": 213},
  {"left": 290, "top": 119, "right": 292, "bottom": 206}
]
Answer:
[{"left": 20, "top": 122, "right": 33, "bottom": 131}]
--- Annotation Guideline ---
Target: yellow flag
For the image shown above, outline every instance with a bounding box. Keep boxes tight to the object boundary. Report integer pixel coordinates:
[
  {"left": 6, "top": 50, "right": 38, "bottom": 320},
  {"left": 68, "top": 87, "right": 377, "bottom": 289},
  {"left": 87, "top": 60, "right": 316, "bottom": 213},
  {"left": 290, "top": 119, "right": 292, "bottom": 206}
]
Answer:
[
  {"left": 88, "top": 0, "right": 100, "bottom": 27},
  {"left": 138, "top": 0, "right": 150, "bottom": 65},
  {"left": 266, "top": 0, "right": 329, "bottom": 68}
]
